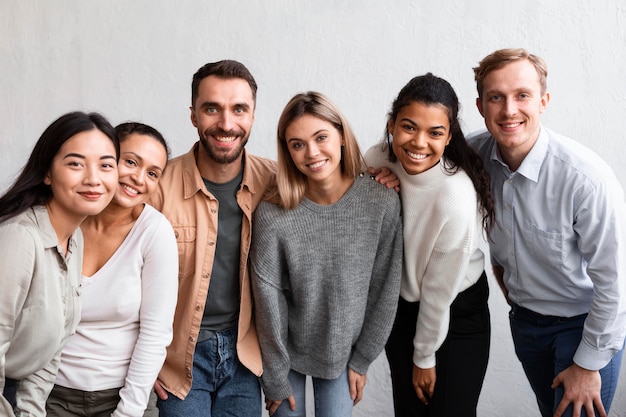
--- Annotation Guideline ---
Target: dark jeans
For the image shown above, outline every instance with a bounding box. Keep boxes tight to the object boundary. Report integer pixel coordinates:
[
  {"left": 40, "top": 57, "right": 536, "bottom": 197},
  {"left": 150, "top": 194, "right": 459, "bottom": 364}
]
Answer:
[
  {"left": 386, "top": 272, "right": 491, "bottom": 417},
  {"left": 157, "top": 328, "right": 261, "bottom": 417},
  {"left": 509, "top": 303, "right": 624, "bottom": 417},
  {"left": 46, "top": 385, "right": 121, "bottom": 417}
]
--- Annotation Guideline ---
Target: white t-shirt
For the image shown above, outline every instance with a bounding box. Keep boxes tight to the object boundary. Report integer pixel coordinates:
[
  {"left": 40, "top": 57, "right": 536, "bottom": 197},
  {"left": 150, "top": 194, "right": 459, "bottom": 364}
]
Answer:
[{"left": 55, "top": 204, "right": 178, "bottom": 416}]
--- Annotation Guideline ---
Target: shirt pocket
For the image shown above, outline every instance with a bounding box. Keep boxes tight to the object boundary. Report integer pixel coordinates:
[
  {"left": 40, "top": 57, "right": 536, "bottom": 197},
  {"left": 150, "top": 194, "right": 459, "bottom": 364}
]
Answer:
[
  {"left": 521, "top": 221, "right": 564, "bottom": 269},
  {"left": 173, "top": 226, "right": 197, "bottom": 279}
]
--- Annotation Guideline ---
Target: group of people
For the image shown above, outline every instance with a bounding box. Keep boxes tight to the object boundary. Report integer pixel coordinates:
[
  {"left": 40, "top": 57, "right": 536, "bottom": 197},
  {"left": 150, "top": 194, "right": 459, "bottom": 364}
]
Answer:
[{"left": 1, "top": 47, "right": 624, "bottom": 417}]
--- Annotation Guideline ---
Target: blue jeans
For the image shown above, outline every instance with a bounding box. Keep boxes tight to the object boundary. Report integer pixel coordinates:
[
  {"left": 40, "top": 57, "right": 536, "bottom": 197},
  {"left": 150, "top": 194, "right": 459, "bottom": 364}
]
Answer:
[
  {"left": 273, "top": 368, "right": 353, "bottom": 417},
  {"left": 510, "top": 304, "right": 623, "bottom": 417},
  {"left": 157, "top": 328, "right": 261, "bottom": 417}
]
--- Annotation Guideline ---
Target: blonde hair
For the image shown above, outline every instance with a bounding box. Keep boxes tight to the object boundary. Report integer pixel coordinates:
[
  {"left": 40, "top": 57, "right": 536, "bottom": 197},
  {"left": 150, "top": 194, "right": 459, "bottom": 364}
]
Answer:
[
  {"left": 274, "top": 91, "right": 363, "bottom": 209},
  {"left": 473, "top": 48, "right": 548, "bottom": 98}
]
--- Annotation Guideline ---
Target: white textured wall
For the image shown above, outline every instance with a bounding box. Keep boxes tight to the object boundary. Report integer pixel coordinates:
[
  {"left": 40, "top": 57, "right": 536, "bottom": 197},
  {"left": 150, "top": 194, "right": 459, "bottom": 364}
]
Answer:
[{"left": 1, "top": 1, "right": 625, "bottom": 416}]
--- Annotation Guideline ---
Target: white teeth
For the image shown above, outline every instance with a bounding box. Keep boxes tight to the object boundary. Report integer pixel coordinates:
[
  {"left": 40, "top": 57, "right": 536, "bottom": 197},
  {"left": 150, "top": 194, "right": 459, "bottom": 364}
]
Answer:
[
  {"left": 502, "top": 123, "right": 521, "bottom": 128},
  {"left": 215, "top": 136, "right": 236, "bottom": 143},
  {"left": 308, "top": 160, "right": 326, "bottom": 169},
  {"left": 121, "top": 184, "right": 139, "bottom": 195},
  {"left": 406, "top": 150, "right": 428, "bottom": 160}
]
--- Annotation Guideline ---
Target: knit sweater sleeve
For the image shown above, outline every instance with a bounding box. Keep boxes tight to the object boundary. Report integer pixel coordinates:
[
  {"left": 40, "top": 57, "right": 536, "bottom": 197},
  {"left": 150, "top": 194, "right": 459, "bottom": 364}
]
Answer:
[
  {"left": 250, "top": 202, "right": 293, "bottom": 401},
  {"left": 412, "top": 181, "right": 479, "bottom": 369},
  {"left": 349, "top": 190, "right": 403, "bottom": 374}
]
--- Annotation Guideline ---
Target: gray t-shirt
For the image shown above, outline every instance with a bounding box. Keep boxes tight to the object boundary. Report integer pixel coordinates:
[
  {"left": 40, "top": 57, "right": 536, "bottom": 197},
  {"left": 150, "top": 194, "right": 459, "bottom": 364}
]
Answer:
[{"left": 199, "top": 170, "right": 243, "bottom": 340}]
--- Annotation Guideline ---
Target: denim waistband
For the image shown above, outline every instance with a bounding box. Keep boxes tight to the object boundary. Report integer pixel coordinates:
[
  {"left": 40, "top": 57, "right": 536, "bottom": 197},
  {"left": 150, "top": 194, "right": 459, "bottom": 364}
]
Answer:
[{"left": 198, "top": 326, "right": 237, "bottom": 343}]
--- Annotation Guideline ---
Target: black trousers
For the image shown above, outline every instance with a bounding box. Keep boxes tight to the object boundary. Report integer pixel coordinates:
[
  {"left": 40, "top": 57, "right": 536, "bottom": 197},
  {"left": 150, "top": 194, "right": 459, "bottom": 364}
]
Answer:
[
  {"left": 385, "top": 272, "right": 491, "bottom": 417},
  {"left": 2, "top": 378, "right": 18, "bottom": 409},
  {"left": 46, "top": 385, "right": 122, "bottom": 417}
]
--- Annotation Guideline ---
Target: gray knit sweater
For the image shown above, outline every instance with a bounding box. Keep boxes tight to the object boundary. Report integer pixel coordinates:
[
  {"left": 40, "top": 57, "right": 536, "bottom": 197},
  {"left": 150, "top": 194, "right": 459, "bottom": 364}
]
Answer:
[{"left": 250, "top": 175, "right": 403, "bottom": 401}]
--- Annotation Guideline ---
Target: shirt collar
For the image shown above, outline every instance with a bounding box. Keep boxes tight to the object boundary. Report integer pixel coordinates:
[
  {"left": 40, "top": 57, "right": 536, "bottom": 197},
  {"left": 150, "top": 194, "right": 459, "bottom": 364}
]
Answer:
[
  {"left": 490, "top": 126, "right": 548, "bottom": 183},
  {"left": 32, "top": 205, "right": 79, "bottom": 254},
  {"left": 32, "top": 205, "right": 58, "bottom": 249},
  {"left": 181, "top": 142, "right": 255, "bottom": 199}
]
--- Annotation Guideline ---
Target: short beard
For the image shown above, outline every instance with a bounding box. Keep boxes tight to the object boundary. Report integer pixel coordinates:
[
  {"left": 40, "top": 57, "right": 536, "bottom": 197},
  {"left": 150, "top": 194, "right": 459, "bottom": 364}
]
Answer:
[{"left": 199, "top": 129, "right": 249, "bottom": 164}]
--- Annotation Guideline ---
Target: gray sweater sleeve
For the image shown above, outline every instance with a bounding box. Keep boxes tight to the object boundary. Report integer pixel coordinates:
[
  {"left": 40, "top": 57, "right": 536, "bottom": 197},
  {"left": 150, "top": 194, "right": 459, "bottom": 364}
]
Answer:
[
  {"left": 348, "top": 192, "right": 403, "bottom": 374},
  {"left": 251, "top": 202, "right": 294, "bottom": 401}
]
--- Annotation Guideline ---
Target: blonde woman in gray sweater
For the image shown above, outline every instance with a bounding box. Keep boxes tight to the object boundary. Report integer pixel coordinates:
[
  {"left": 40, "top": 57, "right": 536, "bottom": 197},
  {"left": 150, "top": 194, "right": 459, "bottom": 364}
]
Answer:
[{"left": 250, "top": 92, "right": 403, "bottom": 417}]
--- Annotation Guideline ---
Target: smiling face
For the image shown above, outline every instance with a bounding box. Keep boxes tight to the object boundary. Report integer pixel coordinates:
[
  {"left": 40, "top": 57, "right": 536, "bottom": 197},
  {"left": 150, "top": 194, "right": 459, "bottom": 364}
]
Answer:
[
  {"left": 476, "top": 59, "right": 549, "bottom": 166},
  {"left": 388, "top": 101, "right": 451, "bottom": 175},
  {"left": 44, "top": 129, "right": 119, "bottom": 222},
  {"left": 190, "top": 75, "right": 255, "bottom": 165},
  {"left": 285, "top": 114, "right": 344, "bottom": 187},
  {"left": 113, "top": 133, "right": 168, "bottom": 209}
]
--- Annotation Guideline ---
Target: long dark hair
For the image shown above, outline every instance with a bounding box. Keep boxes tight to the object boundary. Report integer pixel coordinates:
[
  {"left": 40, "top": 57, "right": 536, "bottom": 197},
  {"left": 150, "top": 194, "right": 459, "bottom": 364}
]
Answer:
[
  {"left": 0, "top": 111, "right": 119, "bottom": 221},
  {"left": 385, "top": 73, "right": 495, "bottom": 235}
]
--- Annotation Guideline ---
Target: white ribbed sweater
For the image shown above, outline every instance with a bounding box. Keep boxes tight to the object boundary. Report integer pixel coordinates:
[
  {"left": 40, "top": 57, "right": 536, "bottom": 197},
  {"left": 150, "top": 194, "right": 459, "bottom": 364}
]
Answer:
[{"left": 365, "top": 144, "right": 485, "bottom": 368}]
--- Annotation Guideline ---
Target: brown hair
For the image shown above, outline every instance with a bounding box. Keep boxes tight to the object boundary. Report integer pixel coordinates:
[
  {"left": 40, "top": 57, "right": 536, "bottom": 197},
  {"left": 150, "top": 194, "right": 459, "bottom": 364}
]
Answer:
[
  {"left": 473, "top": 48, "right": 548, "bottom": 98},
  {"left": 274, "top": 91, "right": 363, "bottom": 209},
  {"left": 191, "top": 60, "right": 257, "bottom": 106}
]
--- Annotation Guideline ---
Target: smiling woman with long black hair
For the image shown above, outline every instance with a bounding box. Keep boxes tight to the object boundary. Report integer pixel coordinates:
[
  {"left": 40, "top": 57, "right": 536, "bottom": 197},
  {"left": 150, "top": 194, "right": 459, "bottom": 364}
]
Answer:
[{"left": 0, "top": 111, "right": 119, "bottom": 417}]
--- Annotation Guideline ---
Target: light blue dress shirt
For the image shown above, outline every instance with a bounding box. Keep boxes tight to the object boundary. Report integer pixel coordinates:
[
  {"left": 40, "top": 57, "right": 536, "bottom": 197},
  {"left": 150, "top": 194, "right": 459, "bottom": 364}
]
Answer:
[{"left": 468, "top": 127, "right": 626, "bottom": 370}]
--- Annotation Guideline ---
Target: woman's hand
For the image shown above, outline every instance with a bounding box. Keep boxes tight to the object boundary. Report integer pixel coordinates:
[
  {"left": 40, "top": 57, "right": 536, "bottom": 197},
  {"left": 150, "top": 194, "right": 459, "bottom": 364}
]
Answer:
[
  {"left": 412, "top": 365, "right": 436, "bottom": 405},
  {"left": 153, "top": 379, "right": 168, "bottom": 400},
  {"left": 265, "top": 395, "right": 296, "bottom": 416},
  {"left": 367, "top": 166, "right": 400, "bottom": 192},
  {"left": 349, "top": 368, "right": 367, "bottom": 405}
]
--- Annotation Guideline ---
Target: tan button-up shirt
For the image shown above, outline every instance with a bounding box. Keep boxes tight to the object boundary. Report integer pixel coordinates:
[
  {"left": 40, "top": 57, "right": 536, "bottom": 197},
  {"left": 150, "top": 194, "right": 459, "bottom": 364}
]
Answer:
[
  {"left": 0, "top": 205, "right": 82, "bottom": 416},
  {"left": 150, "top": 144, "right": 276, "bottom": 399}
]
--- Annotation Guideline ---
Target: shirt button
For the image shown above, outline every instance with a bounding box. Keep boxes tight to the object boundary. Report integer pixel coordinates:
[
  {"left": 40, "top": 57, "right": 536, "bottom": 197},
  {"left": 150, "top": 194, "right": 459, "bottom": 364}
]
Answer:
[
  {"left": 211, "top": 208, "right": 217, "bottom": 213},
  {"left": 174, "top": 231, "right": 179, "bottom": 238},
  {"left": 196, "top": 305, "right": 202, "bottom": 311},
  {"left": 208, "top": 241, "right": 215, "bottom": 246},
  {"left": 202, "top": 273, "right": 209, "bottom": 279},
  {"left": 189, "top": 336, "right": 195, "bottom": 342}
]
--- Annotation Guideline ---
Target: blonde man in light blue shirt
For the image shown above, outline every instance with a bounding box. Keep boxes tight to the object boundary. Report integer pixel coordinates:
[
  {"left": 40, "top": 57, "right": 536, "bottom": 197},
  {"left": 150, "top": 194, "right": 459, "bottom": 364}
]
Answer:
[{"left": 468, "top": 48, "right": 626, "bottom": 417}]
